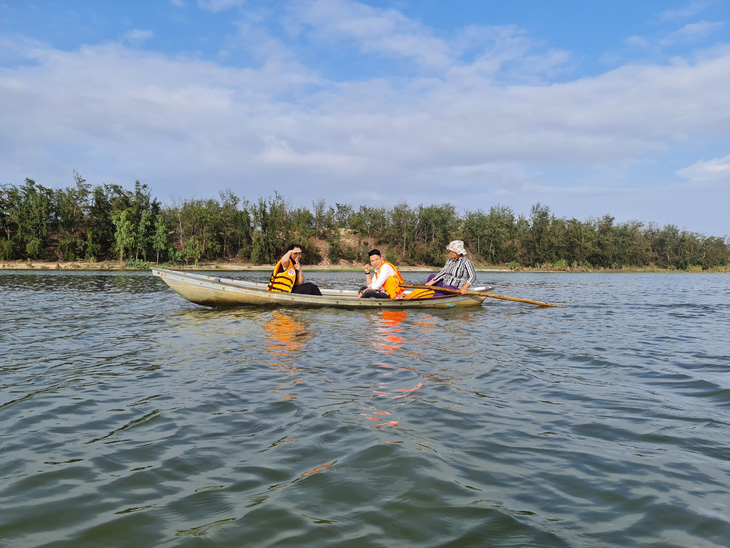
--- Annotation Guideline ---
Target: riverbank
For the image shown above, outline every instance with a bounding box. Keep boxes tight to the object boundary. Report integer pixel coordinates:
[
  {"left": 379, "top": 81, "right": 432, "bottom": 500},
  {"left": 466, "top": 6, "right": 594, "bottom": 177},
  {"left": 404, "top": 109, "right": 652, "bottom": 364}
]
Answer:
[
  {"left": 1, "top": 260, "right": 726, "bottom": 273},
  {"left": 0, "top": 260, "right": 451, "bottom": 272}
]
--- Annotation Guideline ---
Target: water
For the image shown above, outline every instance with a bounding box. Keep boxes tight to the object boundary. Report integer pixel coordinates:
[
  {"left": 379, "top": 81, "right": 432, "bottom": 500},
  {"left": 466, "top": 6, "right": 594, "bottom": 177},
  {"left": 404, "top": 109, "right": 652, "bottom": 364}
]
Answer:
[{"left": 1, "top": 270, "right": 729, "bottom": 547}]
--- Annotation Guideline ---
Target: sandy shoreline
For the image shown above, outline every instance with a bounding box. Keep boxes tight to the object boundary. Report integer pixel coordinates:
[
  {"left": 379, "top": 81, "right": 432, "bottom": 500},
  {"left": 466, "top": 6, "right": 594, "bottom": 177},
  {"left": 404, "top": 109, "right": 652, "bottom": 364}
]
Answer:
[
  {"left": 6, "top": 260, "right": 720, "bottom": 273},
  {"left": 1, "top": 260, "right": 510, "bottom": 273}
]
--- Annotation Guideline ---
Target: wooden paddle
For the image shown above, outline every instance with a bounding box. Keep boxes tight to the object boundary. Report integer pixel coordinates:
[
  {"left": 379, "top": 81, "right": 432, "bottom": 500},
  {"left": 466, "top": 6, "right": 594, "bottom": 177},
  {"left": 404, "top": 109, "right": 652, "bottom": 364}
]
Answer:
[{"left": 400, "top": 283, "right": 566, "bottom": 308}]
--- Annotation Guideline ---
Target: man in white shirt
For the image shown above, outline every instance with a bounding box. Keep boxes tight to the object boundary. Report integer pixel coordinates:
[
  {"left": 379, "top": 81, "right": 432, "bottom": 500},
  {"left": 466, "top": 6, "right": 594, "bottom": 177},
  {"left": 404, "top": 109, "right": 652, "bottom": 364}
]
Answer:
[{"left": 358, "top": 249, "right": 405, "bottom": 299}]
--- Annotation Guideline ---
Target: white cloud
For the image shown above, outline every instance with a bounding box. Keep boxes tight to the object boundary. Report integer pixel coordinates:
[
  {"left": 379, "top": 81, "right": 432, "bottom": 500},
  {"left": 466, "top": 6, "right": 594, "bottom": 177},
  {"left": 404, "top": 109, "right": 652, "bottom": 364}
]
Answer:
[
  {"left": 289, "top": 0, "right": 454, "bottom": 70},
  {"left": 197, "top": 0, "right": 246, "bottom": 13},
  {"left": 625, "top": 35, "right": 650, "bottom": 49},
  {"left": 259, "top": 137, "right": 365, "bottom": 174},
  {"left": 1, "top": 1, "right": 729, "bottom": 234},
  {"left": 677, "top": 155, "right": 730, "bottom": 187},
  {"left": 661, "top": 20, "right": 725, "bottom": 45},
  {"left": 122, "top": 29, "right": 154, "bottom": 47},
  {"left": 2, "top": 39, "right": 729, "bottom": 192},
  {"left": 659, "top": 0, "right": 713, "bottom": 21}
]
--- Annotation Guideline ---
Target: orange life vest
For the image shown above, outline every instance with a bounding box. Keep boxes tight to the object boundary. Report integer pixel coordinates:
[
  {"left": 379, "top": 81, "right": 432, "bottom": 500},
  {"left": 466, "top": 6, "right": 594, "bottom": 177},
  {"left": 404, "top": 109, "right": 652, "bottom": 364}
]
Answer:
[
  {"left": 267, "top": 259, "right": 297, "bottom": 292},
  {"left": 405, "top": 287, "right": 435, "bottom": 299},
  {"left": 378, "top": 260, "right": 406, "bottom": 299}
]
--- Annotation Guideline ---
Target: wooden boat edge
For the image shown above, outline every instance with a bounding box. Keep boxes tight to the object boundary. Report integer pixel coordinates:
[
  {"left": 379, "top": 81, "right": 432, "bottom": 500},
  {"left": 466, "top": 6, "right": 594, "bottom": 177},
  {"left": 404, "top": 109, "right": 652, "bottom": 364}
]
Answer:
[{"left": 151, "top": 268, "right": 487, "bottom": 309}]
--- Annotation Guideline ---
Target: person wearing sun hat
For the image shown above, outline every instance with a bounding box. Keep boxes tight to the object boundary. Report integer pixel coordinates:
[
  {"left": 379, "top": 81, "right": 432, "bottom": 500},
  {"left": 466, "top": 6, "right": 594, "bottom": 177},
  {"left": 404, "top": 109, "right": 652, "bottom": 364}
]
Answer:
[{"left": 422, "top": 240, "right": 477, "bottom": 296}]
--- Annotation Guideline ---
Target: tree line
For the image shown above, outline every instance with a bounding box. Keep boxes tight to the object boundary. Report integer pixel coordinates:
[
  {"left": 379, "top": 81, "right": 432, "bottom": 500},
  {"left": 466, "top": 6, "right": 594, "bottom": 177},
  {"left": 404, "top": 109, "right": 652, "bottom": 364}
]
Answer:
[{"left": 1, "top": 175, "right": 728, "bottom": 270}]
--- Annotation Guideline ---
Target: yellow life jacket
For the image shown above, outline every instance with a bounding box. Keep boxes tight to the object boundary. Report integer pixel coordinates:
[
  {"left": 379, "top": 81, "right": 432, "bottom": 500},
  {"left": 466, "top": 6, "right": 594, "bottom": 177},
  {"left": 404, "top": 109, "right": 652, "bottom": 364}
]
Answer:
[
  {"left": 405, "top": 287, "right": 435, "bottom": 300},
  {"left": 379, "top": 260, "right": 406, "bottom": 299},
  {"left": 267, "top": 259, "right": 297, "bottom": 292}
]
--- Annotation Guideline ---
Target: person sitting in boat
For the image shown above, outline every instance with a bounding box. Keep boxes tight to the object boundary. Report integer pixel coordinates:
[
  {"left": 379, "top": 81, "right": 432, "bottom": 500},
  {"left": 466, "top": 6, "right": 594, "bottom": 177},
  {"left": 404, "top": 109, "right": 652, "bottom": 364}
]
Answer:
[
  {"left": 268, "top": 244, "right": 322, "bottom": 295},
  {"left": 358, "top": 249, "right": 405, "bottom": 299},
  {"left": 411, "top": 240, "right": 476, "bottom": 298}
]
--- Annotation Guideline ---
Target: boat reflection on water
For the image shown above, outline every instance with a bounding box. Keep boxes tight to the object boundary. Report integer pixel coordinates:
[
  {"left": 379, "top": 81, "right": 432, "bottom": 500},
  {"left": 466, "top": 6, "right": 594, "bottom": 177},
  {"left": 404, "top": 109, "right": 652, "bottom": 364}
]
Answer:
[
  {"left": 372, "top": 309, "right": 408, "bottom": 355},
  {"left": 362, "top": 310, "right": 431, "bottom": 430},
  {"left": 262, "top": 311, "right": 312, "bottom": 400},
  {"left": 371, "top": 309, "right": 436, "bottom": 357}
]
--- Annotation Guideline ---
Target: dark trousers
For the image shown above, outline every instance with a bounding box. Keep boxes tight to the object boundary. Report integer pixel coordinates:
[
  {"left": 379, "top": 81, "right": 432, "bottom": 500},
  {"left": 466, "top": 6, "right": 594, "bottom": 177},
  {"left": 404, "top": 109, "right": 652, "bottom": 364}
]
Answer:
[
  {"left": 359, "top": 286, "right": 390, "bottom": 299},
  {"left": 292, "top": 282, "right": 322, "bottom": 296}
]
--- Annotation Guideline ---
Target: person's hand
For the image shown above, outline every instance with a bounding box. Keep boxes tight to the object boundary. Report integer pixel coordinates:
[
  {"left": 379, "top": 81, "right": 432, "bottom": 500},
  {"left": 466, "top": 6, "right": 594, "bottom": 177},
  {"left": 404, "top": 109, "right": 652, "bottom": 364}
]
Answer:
[
  {"left": 425, "top": 279, "right": 434, "bottom": 286},
  {"left": 460, "top": 285, "right": 469, "bottom": 295},
  {"left": 293, "top": 260, "right": 301, "bottom": 271},
  {"left": 363, "top": 264, "right": 371, "bottom": 274}
]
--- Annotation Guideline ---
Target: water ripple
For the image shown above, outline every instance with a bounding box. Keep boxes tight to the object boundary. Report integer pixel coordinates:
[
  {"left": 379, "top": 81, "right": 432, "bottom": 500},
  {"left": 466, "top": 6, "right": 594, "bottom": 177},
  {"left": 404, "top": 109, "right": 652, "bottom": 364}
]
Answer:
[{"left": 1, "top": 271, "right": 729, "bottom": 547}]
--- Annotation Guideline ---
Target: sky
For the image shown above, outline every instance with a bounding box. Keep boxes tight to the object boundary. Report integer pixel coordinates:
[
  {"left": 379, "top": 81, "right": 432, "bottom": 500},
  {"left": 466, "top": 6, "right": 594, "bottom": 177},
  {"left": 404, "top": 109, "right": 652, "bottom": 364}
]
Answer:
[{"left": 1, "top": 0, "right": 729, "bottom": 237}]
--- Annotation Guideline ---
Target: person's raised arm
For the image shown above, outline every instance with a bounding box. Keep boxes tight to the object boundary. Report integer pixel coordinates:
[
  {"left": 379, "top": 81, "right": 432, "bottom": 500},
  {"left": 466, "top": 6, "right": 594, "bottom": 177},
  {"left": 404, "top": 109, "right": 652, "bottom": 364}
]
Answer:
[
  {"left": 293, "top": 256, "right": 303, "bottom": 284},
  {"left": 280, "top": 249, "right": 293, "bottom": 269}
]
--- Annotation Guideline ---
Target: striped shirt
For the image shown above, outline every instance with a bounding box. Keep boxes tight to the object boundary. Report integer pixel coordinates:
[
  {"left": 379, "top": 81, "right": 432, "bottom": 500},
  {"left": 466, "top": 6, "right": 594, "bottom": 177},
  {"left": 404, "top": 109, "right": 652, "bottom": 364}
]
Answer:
[{"left": 432, "top": 256, "right": 477, "bottom": 288}]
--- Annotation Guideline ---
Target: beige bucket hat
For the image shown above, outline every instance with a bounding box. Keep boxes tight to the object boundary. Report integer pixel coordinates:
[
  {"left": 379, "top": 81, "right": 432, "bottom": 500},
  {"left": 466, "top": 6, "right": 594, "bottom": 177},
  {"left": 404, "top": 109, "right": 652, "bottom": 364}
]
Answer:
[{"left": 446, "top": 240, "right": 467, "bottom": 256}]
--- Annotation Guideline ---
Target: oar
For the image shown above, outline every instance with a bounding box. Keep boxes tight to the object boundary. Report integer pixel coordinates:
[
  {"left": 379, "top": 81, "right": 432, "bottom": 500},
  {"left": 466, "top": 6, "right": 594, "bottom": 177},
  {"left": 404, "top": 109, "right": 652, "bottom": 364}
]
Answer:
[{"left": 400, "top": 283, "right": 566, "bottom": 308}]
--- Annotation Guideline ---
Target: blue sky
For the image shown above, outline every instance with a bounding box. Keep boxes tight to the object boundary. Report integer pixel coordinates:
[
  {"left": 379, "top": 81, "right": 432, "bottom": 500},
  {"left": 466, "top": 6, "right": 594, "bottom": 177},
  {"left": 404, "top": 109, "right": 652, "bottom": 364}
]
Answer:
[{"left": 1, "top": 0, "right": 729, "bottom": 236}]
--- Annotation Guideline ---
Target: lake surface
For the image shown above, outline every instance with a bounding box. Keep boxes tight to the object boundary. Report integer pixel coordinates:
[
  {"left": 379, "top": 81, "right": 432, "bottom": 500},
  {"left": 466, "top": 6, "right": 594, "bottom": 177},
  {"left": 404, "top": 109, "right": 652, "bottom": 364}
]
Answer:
[{"left": 1, "top": 270, "right": 728, "bottom": 547}]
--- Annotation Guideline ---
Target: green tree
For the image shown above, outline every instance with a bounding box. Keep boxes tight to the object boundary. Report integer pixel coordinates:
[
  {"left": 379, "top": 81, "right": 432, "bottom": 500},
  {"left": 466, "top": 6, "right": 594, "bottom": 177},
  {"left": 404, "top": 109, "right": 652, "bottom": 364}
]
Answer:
[
  {"left": 15, "top": 179, "right": 53, "bottom": 259},
  {"left": 652, "top": 224, "right": 683, "bottom": 269},
  {"left": 311, "top": 198, "right": 337, "bottom": 239},
  {"left": 218, "top": 189, "right": 241, "bottom": 258},
  {"left": 234, "top": 202, "right": 254, "bottom": 260},
  {"left": 327, "top": 230, "right": 344, "bottom": 263},
  {"left": 54, "top": 172, "right": 91, "bottom": 260},
  {"left": 289, "top": 207, "right": 315, "bottom": 241},
  {"left": 181, "top": 237, "right": 201, "bottom": 265},
  {"left": 2, "top": 179, "right": 728, "bottom": 270},
  {"left": 617, "top": 220, "right": 651, "bottom": 267},
  {"left": 112, "top": 209, "right": 135, "bottom": 262},
  {"left": 698, "top": 236, "right": 730, "bottom": 269},
  {"left": 0, "top": 184, "right": 19, "bottom": 259},
  {"left": 415, "top": 204, "right": 459, "bottom": 265},
  {"left": 519, "top": 203, "right": 554, "bottom": 267},
  {"left": 590, "top": 215, "right": 617, "bottom": 268},
  {"left": 334, "top": 203, "right": 353, "bottom": 228},
  {"left": 250, "top": 194, "right": 288, "bottom": 264},
  {"left": 135, "top": 209, "right": 152, "bottom": 260},
  {"left": 87, "top": 185, "right": 115, "bottom": 258},
  {"left": 350, "top": 206, "right": 388, "bottom": 251},
  {"left": 84, "top": 230, "right": 100, "bottom": 261},
  {"left": 386, "top": 202, "right": 417, "bottom": 261},
  {"left": 152, "top": 214, "right": 169, "bottom": 263},
  {"left": 564, "top": 218, "right": 595, "bottom": 266},
  {"left": 464, "top": 205, "right": 517, "bottom": 264},
  {"left": 182, "top": 198, "right": 220, "bottom": 259}
]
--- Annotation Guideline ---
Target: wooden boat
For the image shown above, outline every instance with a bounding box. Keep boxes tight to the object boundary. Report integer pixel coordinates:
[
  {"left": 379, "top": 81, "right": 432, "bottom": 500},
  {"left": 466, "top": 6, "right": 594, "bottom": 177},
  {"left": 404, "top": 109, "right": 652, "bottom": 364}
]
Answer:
[{"left": 152, "top": 268, "right": 489, "bottom": 309}]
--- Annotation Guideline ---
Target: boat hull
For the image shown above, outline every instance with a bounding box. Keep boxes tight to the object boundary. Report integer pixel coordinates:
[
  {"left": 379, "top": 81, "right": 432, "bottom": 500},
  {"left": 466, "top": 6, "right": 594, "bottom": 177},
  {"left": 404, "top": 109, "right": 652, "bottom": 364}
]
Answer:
[{"left": 152, "top": 268, "right": 487, "bottom": 309}]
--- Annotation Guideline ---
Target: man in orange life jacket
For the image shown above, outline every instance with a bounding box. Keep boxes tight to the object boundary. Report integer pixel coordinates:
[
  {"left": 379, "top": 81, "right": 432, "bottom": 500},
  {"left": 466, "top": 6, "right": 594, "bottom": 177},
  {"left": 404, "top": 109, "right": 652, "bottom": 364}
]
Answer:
[
  {"left": 267, "top": 244, "right": 322, "bottom": 295},
  {"left": 358, "top": 249, "right": 405, "bottom": 299}
]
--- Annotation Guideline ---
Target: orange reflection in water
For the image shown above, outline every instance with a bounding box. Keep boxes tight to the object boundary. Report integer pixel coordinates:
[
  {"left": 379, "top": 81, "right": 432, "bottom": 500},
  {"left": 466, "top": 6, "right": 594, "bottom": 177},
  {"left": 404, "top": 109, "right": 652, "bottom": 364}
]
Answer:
[
  {"left": 361, "top": 379, "right": 428, "bottom": 429},
  {"left": 263, "top": 311, "right": 311, "bottom": 400},
  {"left": 373, "top": 309, "right": 408, "bottom": 355},
  {"left": 363, "top": 310, "right": 432, "bottom": 430}
]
